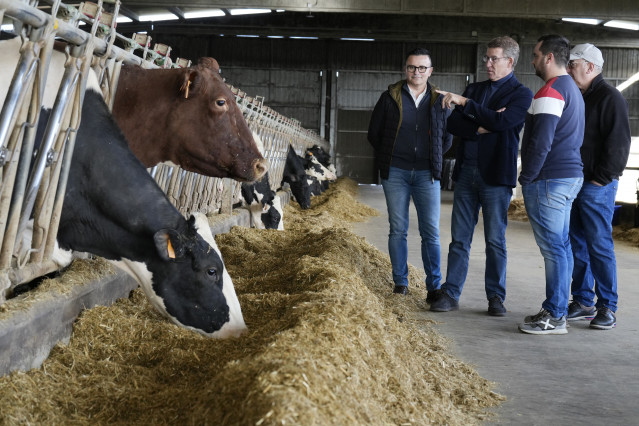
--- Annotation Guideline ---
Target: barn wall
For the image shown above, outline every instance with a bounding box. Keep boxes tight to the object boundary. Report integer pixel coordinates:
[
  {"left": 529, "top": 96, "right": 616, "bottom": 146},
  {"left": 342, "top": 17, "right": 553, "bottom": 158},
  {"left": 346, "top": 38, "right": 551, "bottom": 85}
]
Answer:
[{"left": 155, "top": 34, "right": 639, "bottom": 183}]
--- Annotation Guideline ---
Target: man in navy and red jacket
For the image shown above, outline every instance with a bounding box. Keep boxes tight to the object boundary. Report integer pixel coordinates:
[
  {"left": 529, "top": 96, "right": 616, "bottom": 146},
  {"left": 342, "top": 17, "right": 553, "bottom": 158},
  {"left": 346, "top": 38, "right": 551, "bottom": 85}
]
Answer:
[{"left": 429, "top": 36, "right": 533, "bottom": 316}]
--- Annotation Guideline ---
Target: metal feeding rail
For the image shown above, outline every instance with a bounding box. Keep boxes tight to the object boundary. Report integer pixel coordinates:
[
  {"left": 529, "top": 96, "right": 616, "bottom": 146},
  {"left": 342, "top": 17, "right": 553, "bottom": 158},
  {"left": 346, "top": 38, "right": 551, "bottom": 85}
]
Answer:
[{"left": 0, "top": 0, "right": 327, "bottom": 300}]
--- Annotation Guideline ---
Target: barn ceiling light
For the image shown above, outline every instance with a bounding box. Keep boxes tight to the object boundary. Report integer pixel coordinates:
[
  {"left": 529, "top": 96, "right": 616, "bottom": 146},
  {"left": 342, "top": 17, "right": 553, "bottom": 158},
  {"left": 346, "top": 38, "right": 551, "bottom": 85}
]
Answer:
[
  {"left": 116, "top": 16, "right": 132, "bottom": 23},
  {"left": 604, "top": 20, "right": 639, "bottom": 31},
  {"left": 139, "top": 13, "right": 179, "bottom": 22},
  {"left": 237, "top": 34, "right": 260, "bottom": 38},
  {"left": 184, "top": 9, "right": 225, "bottom": 19},
  {"left": 229, "top": 8, "right": 271, "bottom": 16},
  {"left": 561, "top": 18, "right": 602, "bottom": 25},
  {"left": 340, "top": 38, "right": 375, "bottom": 41},
  {"left": 267, "top": 35, "right": 285, "bottom": 39},
  {"left": 290, "top": 36, "right": 318, "bottom": 39}
]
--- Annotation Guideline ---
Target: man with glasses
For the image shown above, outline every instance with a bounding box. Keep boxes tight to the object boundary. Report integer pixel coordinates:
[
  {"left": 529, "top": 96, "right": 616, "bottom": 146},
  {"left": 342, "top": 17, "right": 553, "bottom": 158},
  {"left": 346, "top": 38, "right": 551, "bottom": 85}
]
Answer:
[
  {"left": 566, "top": 43, "right": 631, "bottom": 330},
  {"left": 368, "top": 47, "right": 452, "bottom": 299},
  {"left": 429, "top": 36, "right": 532, "bottom": 315},
  {"left": 518, "top": 34, "right": 585, "bottom": 335}
]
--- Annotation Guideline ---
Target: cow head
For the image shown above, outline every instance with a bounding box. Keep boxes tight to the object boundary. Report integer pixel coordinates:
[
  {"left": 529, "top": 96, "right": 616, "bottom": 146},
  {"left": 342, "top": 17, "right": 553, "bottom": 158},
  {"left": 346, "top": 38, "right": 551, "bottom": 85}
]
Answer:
[
  {"left": 139, "top": 214, "right": 246, "bottom": 338},
  {"left": 169, "top": 58, "right": 267, "bottom": 182},
  {"left": 114, "top": 59, "right": 267, "bottom": 182},
  {"left": 283, "top": 146, "right": 311, "bottom": 209}
]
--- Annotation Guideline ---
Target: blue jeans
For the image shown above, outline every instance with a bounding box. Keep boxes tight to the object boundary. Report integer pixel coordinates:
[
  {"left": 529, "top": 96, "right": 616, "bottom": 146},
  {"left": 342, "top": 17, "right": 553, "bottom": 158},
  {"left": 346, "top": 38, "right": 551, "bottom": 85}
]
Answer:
[
  {"left": 522, "top": 178, "right": 583, "bottom": 318},
  {"left": 569, "top": 180, "right": 619, "bottom": 311},
  {"left": 381, "top": 167, "right": 441, "bottom": 291},
  {"left": 443, "top": 166, "right": 512, "bottom": 301}
]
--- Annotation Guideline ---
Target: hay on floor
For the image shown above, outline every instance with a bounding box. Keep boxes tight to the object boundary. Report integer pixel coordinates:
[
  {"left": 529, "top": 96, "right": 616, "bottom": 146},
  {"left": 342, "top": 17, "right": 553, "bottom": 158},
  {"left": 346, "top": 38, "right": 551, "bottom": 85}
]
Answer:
[
  {"left": 612, "top": 225, "right": 639, "bottom": 247},
  {"left": 507, "top": 198, "right": 528, "bottom": 222},
  {"left": 0, "top": 178, "right": 503, "bottom": 425}
]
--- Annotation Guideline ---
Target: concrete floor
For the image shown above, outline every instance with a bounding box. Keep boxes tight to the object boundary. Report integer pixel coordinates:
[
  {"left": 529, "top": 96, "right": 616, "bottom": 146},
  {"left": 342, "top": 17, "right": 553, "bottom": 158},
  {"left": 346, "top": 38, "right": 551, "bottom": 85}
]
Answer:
[{"left": 352, "top": 184, "right": 639, "bottom": 426}]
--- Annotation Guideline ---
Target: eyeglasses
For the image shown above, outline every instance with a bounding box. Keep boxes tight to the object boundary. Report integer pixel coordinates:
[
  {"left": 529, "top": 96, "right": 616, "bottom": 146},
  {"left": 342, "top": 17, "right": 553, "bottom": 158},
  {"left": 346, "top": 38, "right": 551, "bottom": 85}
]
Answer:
[
  {"left": 482, "top": 56, "right": 508, "bottom": 64},
  {"left": 406, "top": 65, "right": 432, "bottom": 73},
  {"left": 568, "top": 60, "right": 587, "bottom": 69}
]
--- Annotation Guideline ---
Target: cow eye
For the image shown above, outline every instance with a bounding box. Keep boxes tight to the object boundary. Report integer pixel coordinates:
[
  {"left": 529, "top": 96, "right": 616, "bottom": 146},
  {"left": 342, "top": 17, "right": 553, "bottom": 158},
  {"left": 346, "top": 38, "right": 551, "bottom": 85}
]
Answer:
[
  {"left": 207, "top": 268, "right": 218, "bottom": 279},
  {"left": 215, "top": 99, "right": 226, "bottom": 107}
]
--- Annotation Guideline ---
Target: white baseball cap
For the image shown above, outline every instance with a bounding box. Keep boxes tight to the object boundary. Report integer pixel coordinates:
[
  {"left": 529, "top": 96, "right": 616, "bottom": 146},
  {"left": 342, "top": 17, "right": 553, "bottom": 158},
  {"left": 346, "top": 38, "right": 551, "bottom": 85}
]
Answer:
[{"left": 570, "top": 43, "right": 604, "bottom": 67}]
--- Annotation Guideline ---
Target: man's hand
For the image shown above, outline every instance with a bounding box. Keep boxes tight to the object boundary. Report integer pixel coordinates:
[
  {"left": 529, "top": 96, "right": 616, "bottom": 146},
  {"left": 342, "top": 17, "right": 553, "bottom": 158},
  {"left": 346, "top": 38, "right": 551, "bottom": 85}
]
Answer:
[{"left": 439, "top": 90, "right": 467, "bottom": 109}]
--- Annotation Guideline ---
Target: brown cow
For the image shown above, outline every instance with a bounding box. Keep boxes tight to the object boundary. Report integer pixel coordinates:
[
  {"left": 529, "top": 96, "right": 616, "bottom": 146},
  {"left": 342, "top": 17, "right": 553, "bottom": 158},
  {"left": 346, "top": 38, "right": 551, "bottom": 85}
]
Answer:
[{"left": 112, "top": 57, "right": 267, "bottom": 182}]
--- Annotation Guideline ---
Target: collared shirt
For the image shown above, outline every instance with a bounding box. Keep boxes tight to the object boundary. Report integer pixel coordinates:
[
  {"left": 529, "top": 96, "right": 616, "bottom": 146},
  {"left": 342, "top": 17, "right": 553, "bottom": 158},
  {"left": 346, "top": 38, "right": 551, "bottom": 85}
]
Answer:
[{"left": 407, "top": 85, "right": 428, "bottom": 107}]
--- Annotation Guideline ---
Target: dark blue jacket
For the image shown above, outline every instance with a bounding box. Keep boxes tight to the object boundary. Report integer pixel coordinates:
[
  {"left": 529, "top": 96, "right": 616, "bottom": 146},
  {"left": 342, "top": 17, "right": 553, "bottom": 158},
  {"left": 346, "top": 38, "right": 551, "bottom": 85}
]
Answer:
[
  {"left": 447, "top": 73, "right": 533, "bottom": 187},
  {"left": 581, "top": 73, "right": 631, "bottom": 185},
  {"left": 368, "top": 80, "right": 453, "bottom": 180}
]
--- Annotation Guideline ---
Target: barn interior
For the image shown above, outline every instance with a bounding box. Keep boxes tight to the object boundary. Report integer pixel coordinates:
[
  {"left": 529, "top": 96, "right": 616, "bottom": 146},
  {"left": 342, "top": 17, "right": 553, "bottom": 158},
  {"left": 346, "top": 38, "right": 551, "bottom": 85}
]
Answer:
[
  {"left": 1, "top": 0, "right": 639, "bottom": 424},
  {"left": 86, "top": 0, "right": 639, "bottom": 196}
]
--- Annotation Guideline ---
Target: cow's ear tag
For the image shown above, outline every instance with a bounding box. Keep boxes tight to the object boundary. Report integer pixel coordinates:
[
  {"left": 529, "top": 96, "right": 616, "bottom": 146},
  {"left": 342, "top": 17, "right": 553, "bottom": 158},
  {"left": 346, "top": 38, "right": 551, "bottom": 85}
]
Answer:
[
  {"left": 167, "top": 239, "right": 176, "bottom": 259},
  {"left": 184, "top": 80, "right": 191, "bottom": 99}
]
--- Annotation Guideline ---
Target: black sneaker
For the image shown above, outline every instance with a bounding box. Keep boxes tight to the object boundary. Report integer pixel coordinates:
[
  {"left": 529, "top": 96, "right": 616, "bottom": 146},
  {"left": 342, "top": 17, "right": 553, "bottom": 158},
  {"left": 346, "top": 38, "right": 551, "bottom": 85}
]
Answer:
[
  {"left": 426, "top": 290, "right": 440, "bottom": 304},
  {"left": 518, "top": 308, "right": 567, "bottom": 335},
  {"left": 392, "top": 285, "right": 409, "bottom": 295},
  {"left": 429, "top": 291, "right": 459, "bottom": 312},
  {"left": 567, "top": 300, "right": 596, "bottom": 321},
  {"left": 488, "top": 296, "right": 507, "bottom": 316},
  {"left": 590, "top": 306, "right": 616, "bottom": 330}
]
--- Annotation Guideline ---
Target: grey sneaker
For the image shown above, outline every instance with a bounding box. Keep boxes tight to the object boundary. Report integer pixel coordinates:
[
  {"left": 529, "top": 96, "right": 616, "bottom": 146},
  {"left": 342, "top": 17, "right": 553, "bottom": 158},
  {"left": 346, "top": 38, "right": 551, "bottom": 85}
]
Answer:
[
  {"left": 567, "top": 300, "right": 596, "bottom": 321},
  {"left": 590, "top": 306, "right": 616, "bottom": 330},
  {"left": 519, "top": 309, "right": 567, "bottom": 335}
]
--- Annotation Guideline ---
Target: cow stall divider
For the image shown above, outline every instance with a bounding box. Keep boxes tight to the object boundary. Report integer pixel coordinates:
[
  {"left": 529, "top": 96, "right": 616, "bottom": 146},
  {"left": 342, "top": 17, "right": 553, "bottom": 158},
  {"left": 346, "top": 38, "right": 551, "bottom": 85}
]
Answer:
[{"left": 0, "top": 0, "right": 327, "bottom": 301}]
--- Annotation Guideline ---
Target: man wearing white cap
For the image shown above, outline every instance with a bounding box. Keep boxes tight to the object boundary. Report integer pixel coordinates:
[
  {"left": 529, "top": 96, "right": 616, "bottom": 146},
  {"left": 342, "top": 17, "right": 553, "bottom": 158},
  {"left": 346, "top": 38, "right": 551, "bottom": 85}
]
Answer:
[{"left": 566, "top": 43, "right": 631, "bottom": 330}]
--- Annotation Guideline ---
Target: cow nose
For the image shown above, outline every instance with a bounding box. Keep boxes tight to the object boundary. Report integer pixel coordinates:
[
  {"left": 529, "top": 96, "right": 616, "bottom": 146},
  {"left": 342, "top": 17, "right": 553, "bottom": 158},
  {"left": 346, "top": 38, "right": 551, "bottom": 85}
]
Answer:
[{"left": 253, "top": 159, "right": 268, "bottom": 180}]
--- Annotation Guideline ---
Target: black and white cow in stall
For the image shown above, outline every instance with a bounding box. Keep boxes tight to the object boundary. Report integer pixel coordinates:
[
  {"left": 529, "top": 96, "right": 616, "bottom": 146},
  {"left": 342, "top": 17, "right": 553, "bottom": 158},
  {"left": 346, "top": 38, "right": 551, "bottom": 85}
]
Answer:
[
  {"left": 0, "top": 37, "right": 246, "bottom": 338},
  {"left": 240, "top": 132, "right": 284, "bottom": 230},
  {"left": 304, "top": 152, "right": 337, "bottom": 193},
  {"left": 306, "top": 145, "right": 331, "bottom": 169},
  {"left": 281, "top": 145, "right": 311, "bottom": 209},
  {"left": 306, "top": 145, "right": 336, "bottom": 178},
  {"left": 241, "top": 172, "right": 284, "bottom": 230}
]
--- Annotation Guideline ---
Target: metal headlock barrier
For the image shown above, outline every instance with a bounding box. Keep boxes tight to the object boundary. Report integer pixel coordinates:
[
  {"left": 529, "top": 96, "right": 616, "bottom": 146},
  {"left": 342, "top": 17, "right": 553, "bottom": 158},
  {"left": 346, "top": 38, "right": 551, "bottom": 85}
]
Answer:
[{"left": 0, "top": 0, "right": 327, "bottom": 300}]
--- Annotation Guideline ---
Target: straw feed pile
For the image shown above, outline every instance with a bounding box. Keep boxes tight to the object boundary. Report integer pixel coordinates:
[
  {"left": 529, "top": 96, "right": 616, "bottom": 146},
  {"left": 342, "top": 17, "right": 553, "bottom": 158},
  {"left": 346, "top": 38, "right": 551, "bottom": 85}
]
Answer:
[
  {"left": 507, "top": 198, "right": 528, "bottom": 222},
  {"left": 612, "top": 225, "right": 639, "bottom": 247},
  {"left": 0, "top": 257, "right": 114, "bottom": 317},
  {"left": 0, "top": 178, "right": 503, "bottom": 425}
]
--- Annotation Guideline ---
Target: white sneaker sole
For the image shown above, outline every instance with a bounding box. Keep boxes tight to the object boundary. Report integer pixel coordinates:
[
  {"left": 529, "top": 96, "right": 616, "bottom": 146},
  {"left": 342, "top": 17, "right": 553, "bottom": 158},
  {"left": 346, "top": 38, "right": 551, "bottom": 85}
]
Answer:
[{"left": 518, "top": 325, "right": 568, "bottom": 335}]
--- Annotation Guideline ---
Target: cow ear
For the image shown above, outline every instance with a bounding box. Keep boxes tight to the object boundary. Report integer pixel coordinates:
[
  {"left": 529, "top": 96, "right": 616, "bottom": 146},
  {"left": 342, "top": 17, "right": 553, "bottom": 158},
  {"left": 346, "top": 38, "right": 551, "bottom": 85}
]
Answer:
[
  {"left": 180, "top": 71, "right": 199, "bottom": 99},
  {"left": 198, "top": 57, "right": 220, "bottom": 72},
  {"left": 154, "top": 229, "right": 186, "bottom": 261}
]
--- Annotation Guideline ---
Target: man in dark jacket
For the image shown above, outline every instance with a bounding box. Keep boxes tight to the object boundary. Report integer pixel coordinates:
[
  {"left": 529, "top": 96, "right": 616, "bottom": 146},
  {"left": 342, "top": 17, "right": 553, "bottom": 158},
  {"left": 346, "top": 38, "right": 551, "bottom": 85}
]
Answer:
[
  {"left": 429, "top": 36, "right": 533, "bottom": 315},
  {"left": 367, "top": 47, "right": 452, "bottom": 300},
  {"left": 566, "top": 43, "right": 631, "bottom": 330}
]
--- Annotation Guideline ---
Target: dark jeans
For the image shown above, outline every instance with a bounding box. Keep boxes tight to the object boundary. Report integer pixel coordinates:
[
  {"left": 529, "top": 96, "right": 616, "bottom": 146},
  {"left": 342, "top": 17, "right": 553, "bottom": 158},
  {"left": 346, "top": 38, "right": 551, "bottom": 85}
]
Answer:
[
  {"left": 570, "top": 180, "right": 619, "bottom": 311},
  {"left": 442, "top": 166, "right": 512, "bottom": 302}
]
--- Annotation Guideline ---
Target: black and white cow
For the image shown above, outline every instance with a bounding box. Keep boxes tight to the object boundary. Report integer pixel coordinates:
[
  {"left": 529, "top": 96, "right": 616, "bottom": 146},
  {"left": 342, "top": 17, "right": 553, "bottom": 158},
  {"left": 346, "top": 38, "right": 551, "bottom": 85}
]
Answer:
[
  {"left": 1, "top": 37, "right": 246, "bottom": 338},
  {"left": 305, "top": 152, "right": 337, "bottom": 193},
  {"left": 240, "top": 132, "right": 284, "bottom": 230},
  {"left": 306, "top": 145, "right": 331, "bottom": 169},
  {"left": 241, "top": 171, "right": 283, "bottom": 230},
  {"left": 281, "top": 145, "right": 311, "bottom": 210}
]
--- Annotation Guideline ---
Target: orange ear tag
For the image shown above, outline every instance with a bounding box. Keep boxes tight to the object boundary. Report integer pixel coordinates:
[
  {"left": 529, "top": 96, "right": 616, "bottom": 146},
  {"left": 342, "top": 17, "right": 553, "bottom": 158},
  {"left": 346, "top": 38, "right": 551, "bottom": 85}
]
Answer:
[
  {"left": 185, "top": 80, "right": 191, "bottom": 99},
  {"left": 167, "top": 239, "right": 176, "bottom": 259}
]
